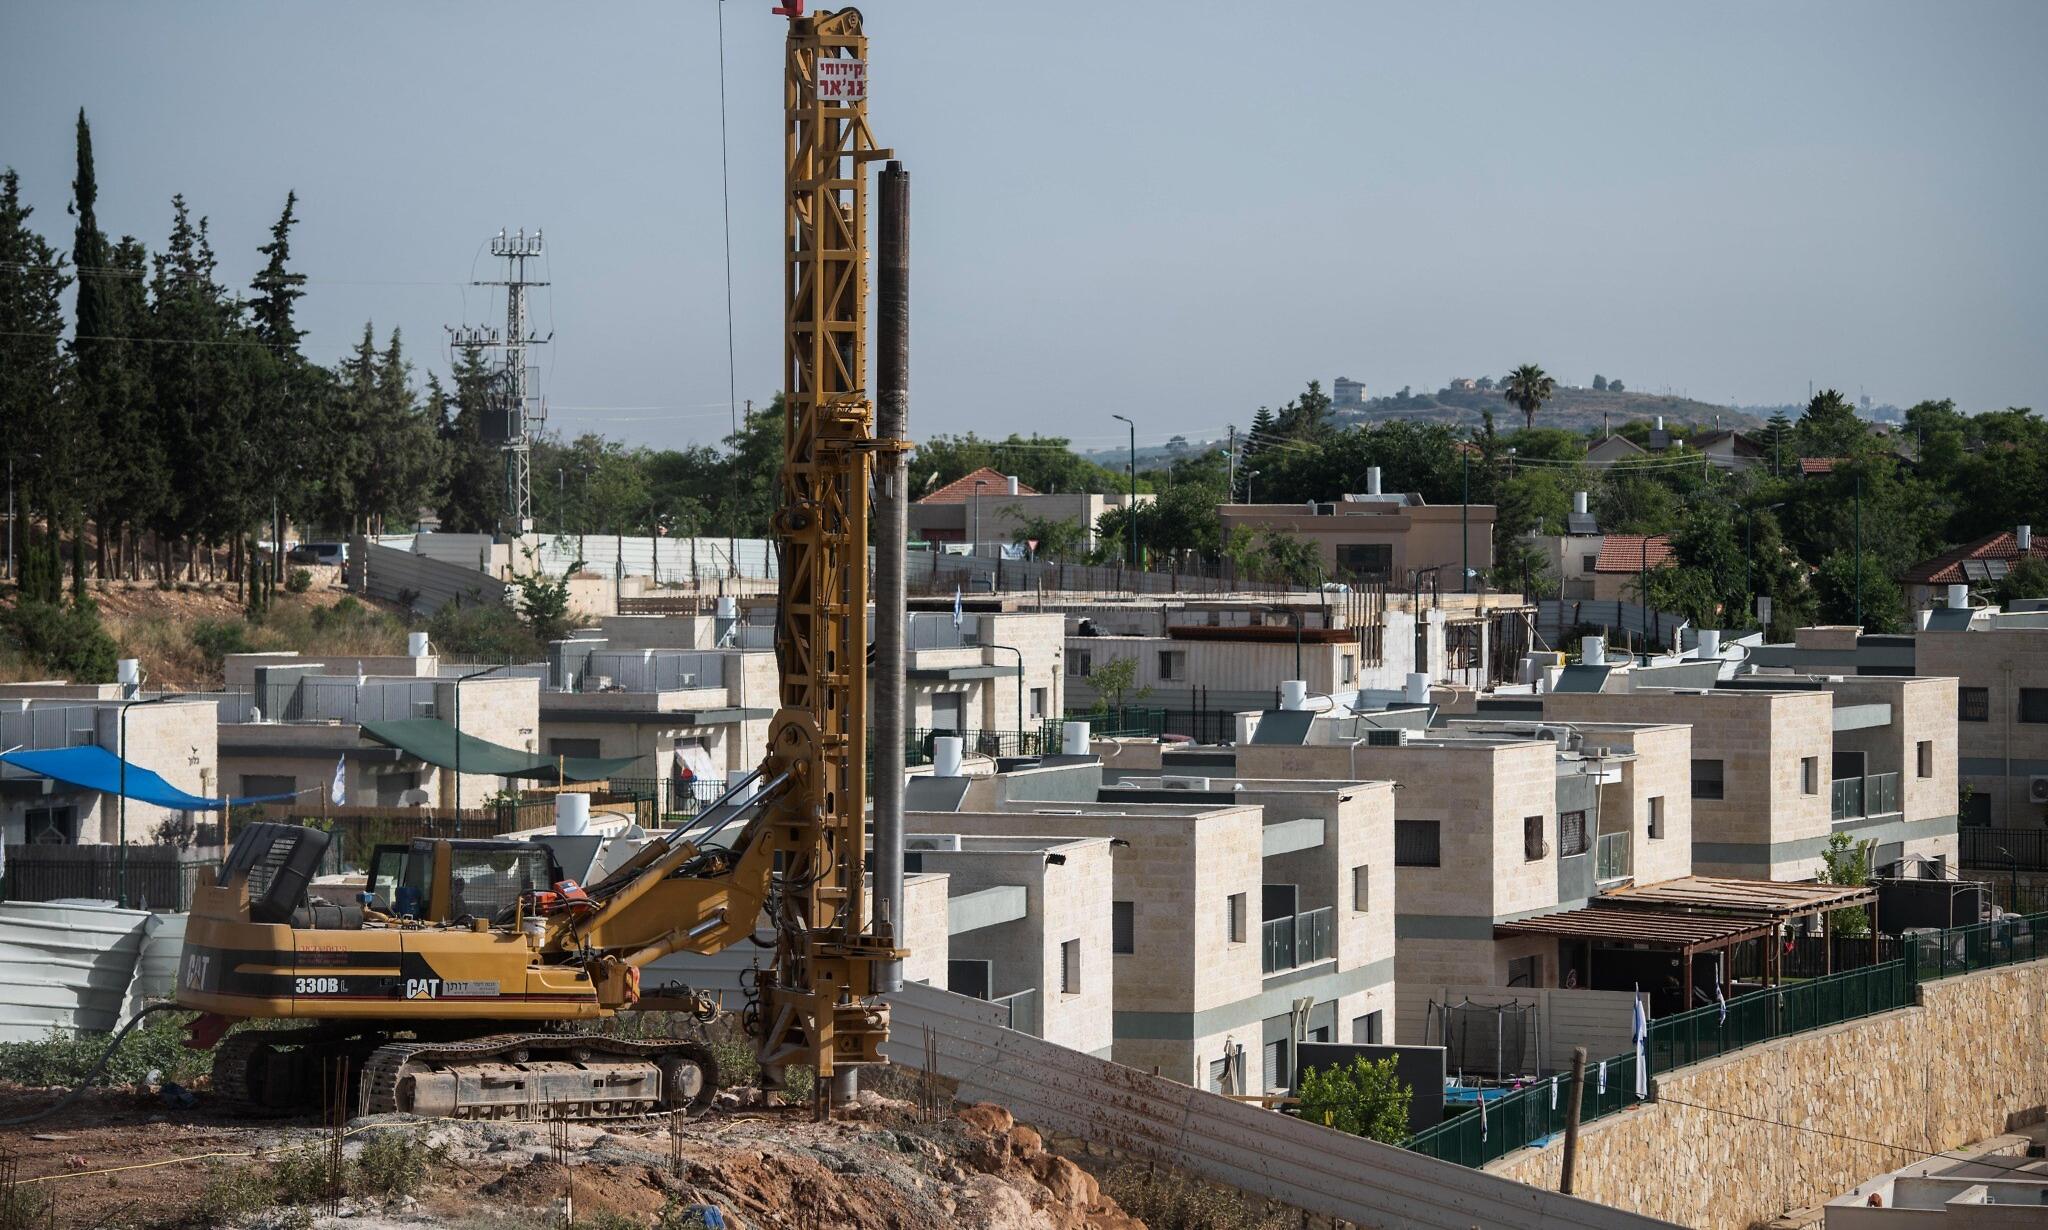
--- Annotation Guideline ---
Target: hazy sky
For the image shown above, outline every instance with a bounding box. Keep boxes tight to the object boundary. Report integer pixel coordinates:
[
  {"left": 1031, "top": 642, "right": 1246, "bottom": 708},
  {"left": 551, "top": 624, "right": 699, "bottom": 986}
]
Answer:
[{"left": 4, "top": 2, "right": 2044, "bottom": 453}]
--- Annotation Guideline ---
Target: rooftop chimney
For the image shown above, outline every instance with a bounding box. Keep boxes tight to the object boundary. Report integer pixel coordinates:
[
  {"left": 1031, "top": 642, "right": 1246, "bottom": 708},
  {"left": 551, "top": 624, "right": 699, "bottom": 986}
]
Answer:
[
  {"left": 1367, "top": 467, "right": 1382, "bottom": 496},
  {"left": 1572, "top": 491, "right": 1588, "bottom": 516}
]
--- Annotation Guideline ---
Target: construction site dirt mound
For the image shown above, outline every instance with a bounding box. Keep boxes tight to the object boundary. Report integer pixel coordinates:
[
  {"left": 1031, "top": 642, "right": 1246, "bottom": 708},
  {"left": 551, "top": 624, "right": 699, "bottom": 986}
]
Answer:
[{"left": 0, "top": 1085, "right": 1144, "bottom": 1229}]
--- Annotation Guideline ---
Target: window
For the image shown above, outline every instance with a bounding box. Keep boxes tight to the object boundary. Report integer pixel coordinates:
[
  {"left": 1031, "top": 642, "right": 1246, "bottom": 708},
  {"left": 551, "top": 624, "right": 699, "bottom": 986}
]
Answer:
[
  {"left": 548, "top": 737, "right": 603, "bottom": 759},
  {"left": 1648, "top": 795, "right": 1666, "bottom": 840},
  {"left": 1963, "top": 792, "right": 1991, "bottom": 827},
  {"left": 1112, "top": 901, "right": 1135, "bottom": 954},
  {"left": 1691, "top": 759, "right": 1725, "bottom": 801},
  {"left": 1264, "top": 1040, "right": 1288, "bottom": 1092},
  {"left": 1959, "top": 687, "right": 1989, "bottom": 723},
  {"left": 1340, "top": 654, "right": 1355, "bottom": 685},
  {"left": 1523, "top": 815, "right": 1548, "bottom": 861},
  {"left": 1801, "top": 757, "right": 1819, "bottom": 795},
  {"left": 1559, "top": 810, "right": 1588, "bottom": 858},
  {"left": 1335, "top": 543, "right": 1394, "bottom": 579},
  {"left": 1352, "top": 865, "right": 1370, "bottom": 913},
  {"left": 240, "top": 774, "right": 295, "bottom": 799},
  {"left": 23, "top": 806, "right": 76, "bottom": 845},
  {"left": 1351, "top": 1012, "right": 1383, "bottom": 1045},
  {"left": 1060, "top": 939, "right": 1081, "bottom": 994},
  {"left": 1507, "top": 955, "right": 1542, "bottom": 987},
  {"left": 1158, "top": 650, "right": 1185, "bottom": 681},
  {"left": 1226, "top": 893, "right": 1247, "bottom": 944},
  {"left": 2021, "top": 689, "right": 2048, "bottom": 724},
  {"left": 1917, "top": 740, "right": 1934, "bottom": 779},
  {"left": 1029, "top": 687, "right": 1048, "bottom": 721},
  {"left": 1069, "top": 651, "right": 1092, "bottom": 678},
  {"left": 1581, "top": 554, "right": 1599, "bottom": 574},
  {"left": 1395, "top": 820, "right": 1441, "bottom": 867}
]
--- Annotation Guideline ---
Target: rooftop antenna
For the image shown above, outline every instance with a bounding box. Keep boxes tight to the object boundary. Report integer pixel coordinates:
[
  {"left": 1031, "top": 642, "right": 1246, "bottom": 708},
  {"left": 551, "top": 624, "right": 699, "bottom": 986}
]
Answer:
[{"left": 455, "top": 227, "right": 552, "bottom": 538}]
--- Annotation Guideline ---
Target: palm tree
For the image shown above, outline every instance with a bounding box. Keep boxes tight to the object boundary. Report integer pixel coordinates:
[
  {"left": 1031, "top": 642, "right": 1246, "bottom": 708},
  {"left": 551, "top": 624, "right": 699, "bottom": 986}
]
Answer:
[{"left": 1501, "top": 363, "right": 1557, "bottom": 433}]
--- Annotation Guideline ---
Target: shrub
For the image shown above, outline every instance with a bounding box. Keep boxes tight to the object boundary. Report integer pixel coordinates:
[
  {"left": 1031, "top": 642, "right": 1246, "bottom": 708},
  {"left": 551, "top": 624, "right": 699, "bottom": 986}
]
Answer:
[
  {"left": 196, "top": 1161, "right": 271, "bottom": 1225},
  {"left": 4, "top": 598, "right": 118, "bottom": 682},
  {"left": 428, "top": 602, "right": 540, "bottom": 663},
  {"left": 354, "top": 1127, "right": 447, "bottom": 1201},
  {"left": 1295, "top": 1054, "right": 1411, "bottom": 1143},
  {"left": 285, "top": 568, "right": 313, "bottom": 594},
  {"left": 0, "top": 1010, "right": 211, "bottom": 1088},
  {"left": 189, "top": 617, "right": 257, "bottom": 668},
  {"left": 269, "top": 1147, "right": 340, "bottom": 1206}
]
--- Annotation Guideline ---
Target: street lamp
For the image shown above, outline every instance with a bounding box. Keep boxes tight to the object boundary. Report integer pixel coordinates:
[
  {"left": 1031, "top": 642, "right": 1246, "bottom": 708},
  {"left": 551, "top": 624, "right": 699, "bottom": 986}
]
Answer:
[
  {"left": 1110, "top": 414, "right": 1137, "bottom": 568},
  {"left": 450, "top": 664, "right": 507, "bottom": 818},
  {"left": 1246, "top": 469, "right": 1261, "bottom": 505},
  {"left": 117, "top": 692, "right": 177, "bottom": 909}
]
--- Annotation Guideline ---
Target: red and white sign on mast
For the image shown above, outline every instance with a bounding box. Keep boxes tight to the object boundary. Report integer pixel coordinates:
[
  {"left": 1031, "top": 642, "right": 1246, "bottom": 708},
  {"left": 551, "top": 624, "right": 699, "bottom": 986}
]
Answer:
[{"left": 816, "top": 56, "right": 866, "bottom": 103}]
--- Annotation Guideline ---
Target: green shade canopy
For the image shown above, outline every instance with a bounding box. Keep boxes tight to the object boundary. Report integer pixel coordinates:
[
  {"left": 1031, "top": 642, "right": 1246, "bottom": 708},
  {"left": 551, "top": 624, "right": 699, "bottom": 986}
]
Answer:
[{"left": 359, "top": 718, "right": 642, "bottom": 782}]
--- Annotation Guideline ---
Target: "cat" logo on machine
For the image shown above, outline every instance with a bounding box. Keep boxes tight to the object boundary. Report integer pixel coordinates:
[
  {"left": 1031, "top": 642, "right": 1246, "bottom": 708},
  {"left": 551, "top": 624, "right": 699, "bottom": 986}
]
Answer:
[{"left": 404, "top": 978, "right": 441, "bottom": 999}]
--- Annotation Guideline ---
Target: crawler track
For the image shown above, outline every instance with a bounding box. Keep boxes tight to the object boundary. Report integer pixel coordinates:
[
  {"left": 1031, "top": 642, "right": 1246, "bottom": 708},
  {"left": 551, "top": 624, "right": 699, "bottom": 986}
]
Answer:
[{"left": 358, "top": 1032, "right": 719, "bottom": 1121}]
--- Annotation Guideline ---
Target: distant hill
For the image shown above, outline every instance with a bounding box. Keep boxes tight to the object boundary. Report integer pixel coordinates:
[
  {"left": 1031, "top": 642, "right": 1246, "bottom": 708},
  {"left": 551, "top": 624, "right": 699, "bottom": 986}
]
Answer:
[{"left": 1335, "top": 385, "right": 1766, "bottom": 435}]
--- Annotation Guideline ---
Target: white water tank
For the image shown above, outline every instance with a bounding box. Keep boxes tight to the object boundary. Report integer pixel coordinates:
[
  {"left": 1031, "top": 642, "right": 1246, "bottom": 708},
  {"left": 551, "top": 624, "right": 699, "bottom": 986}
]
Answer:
[
  {"left": 1366, "top": 467, "right": 1383, "bottom": 496},
  {"left": 2021, "top": 525, "right": 2034, "bottom": 552},
  {"left": 1007, "top": 475, "right": 1020, "bottom": 495},
  {"left": 1948, "top": 584, "right": 1970, "bottom": 609},
  {"left": 1696, "top": 629, "right": 1721, "bottom": 660},
  {"left": 1582, "top": 636, "right": 1607, "bottom": 666},
  {"left": 715, "top": 596, "right": 737, "bottom": 621},
  {"left": 116, "top": 659, "right": 141, "bottom": 698},
  {"left": 1404, "top": 673, "right": 1430, "bottom": 705},
  {"left": 934, "top": 736, "right": 965, "bottom": 778},
  {"left": 1280, "top": 680, "right": 1309, "bottom": 710},
  {"left": 408, "top": 631, "right": 430, "bottom": 658},
  {"left": 1061, "top": 720, "right": 1091, "bottom": 756},
  {"left": 556, "top": 792, "right": 591, "bottom": 837},
  {"left": 1572, "top": 491, "right": 1589, "bottom": 516}
]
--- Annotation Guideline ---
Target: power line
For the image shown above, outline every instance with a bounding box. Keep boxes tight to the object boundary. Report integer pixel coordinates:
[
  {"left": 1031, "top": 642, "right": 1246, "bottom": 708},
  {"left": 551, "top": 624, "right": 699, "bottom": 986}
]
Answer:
[{"left": 1652, "top": 1093, "right": 2048, "bottom": 1181}]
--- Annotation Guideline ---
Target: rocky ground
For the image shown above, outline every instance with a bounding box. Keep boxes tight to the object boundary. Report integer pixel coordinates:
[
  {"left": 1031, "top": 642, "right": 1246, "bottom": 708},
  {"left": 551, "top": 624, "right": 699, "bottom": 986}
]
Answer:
[{"left": 0, "top": 1085, "right": 1144, "bottom": 1230}]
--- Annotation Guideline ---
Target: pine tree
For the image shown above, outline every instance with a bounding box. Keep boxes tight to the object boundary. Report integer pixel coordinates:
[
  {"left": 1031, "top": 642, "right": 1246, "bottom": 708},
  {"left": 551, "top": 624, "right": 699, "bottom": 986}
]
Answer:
[
  {"left": 350, "top": 328, "right": 440, "bottom": 535},
  {"left": 62, "top": 111, "right": 111, "bottom": 598},
  {"left": 246, "top": 192, "right": 312, "bottom": 591},
  {"left": 436, "top": 343, "right": 506, "bottom": 534},
  {"left": 1762, "top": 410, "right": 1793, "bottom": 476},
  {"left": 0, "top": 168, "right": 73, "bottom": 596}
]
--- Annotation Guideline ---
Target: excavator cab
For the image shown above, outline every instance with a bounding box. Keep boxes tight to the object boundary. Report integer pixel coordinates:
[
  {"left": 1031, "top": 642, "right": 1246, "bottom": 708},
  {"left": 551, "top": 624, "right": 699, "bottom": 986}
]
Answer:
[{"left": 362, "top": 838, "right": 562, "bottom": 924}]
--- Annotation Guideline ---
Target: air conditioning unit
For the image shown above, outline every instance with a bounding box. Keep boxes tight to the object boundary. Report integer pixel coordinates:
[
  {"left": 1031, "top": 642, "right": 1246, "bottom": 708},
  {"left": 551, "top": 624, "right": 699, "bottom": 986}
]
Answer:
[
  {"left": 906, "top": 833, "right": 963, "bottom": 853},
  {"left": 1365, "top": 728, "right": 1411, "bottom": 747},
  {"left": 1161, "top": 775, "right": 1211, "bottom": 791},
  {"left": 411, "top": 701, "right": 438, "bottom": 719},
  {"left": 2030, "top": 776, "right": 2048, "bottom": 805}
]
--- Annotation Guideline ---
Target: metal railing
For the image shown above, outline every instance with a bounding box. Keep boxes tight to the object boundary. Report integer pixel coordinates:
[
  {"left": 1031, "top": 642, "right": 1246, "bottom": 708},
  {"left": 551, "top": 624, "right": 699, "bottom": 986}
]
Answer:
[
  {"left": 992, "top": 988, "right": 1040, "bottom": 1036},
  {"left": 1595, "top": 832, "right": 1631, "bottom": 883},
  {"left": 1961, "top": 827, "right": 2048, "bottom": 872},
  {"left": 1831, "top": 771, "right": 1900, "bottom": 821},
  {"left": 1406, "top": 914, "right": 2048, "bottom": 1168},
  {"left": 900, "top": 722, "right": 1164, "bottom": 768},
  {"left": 1261, "top": 906, "right": 1335, "bottom": 975},
  {"left": 600, "top": 777, "right": 730, "bottom": 821}
]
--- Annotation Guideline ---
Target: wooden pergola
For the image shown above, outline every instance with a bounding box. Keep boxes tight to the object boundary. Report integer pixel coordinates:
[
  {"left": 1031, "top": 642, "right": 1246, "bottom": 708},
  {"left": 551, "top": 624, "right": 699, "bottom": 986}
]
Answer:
[
  {"left": 1495, "top": 907, "right": 1776, "bottom": 1006},
  {"left": 1592, "top": 876, "right": 1882, "bottom": 983}
]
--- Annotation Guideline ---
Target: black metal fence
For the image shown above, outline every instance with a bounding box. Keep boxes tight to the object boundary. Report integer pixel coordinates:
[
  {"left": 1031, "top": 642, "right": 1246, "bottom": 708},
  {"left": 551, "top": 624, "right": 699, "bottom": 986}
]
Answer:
[
  {"left": 3, "top": 843, "right": 223, "bottom": 912},
  {"left": 1961, "top": 827, "right": 2048, "bottom": 873}
]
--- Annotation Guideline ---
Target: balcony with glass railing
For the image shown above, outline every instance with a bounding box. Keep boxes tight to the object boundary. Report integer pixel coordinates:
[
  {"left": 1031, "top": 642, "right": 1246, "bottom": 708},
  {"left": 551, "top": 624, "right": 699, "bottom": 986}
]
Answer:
[
  {"left": 1595, "top": 831, "right": 1632, "bottom": 884},
  {"left": 1261, "top": 906, "right": 1335, "bottom": 975},
  {"left": 991, "top": 988, "right": 1040, "bottom": 1035},
  {"left": 1832, "top": 771, "right": 1901, "bottom": 822}
]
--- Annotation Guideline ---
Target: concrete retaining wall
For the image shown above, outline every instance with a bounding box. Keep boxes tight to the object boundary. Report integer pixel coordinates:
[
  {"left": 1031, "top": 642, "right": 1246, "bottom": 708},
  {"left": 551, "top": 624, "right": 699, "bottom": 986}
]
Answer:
[{"left": 1488, "top": 961, "right": 2048, "bottom": 1228}]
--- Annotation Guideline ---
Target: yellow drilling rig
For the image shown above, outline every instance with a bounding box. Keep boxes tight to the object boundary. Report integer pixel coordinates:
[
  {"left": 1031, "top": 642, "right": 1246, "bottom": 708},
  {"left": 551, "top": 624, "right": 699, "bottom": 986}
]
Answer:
[{"left": 174, "top": 3, "right": 905, "bottom": 1120}]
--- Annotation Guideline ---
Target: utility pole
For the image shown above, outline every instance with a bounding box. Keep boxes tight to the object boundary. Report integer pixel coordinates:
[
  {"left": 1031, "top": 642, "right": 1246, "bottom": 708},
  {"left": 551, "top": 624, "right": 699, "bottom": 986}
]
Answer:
[
  {"left": 1854, "top": 473, "right": 1864, "bottom": 630},
  {"left": 1225, "top": 426, "right": 1237, "bottom": 499},
  {"left": 455, "top": 228, "right": 551, "bottom": 540},
  {"left": 1461, "top": 451, "right": 1470, "bottom": 594},
  {"left": 1111, "top": 413, "right": 1137, "bottom": 568},
  {"left": 1561, "top": 1046, "right": 1588, "bottom": 1194}
]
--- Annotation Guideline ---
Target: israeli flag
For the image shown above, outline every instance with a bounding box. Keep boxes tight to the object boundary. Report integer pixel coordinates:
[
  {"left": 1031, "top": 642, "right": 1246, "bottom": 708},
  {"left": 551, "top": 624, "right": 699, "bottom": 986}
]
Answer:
[
  {"left": 1717, "top": 982, "right": 1728, "bottom": 1027},
  {"left": 1478, "top": 1089, "right": 1488, "bottom": 1141},
  {"left": 330, "top": 755, "right": 347, "bottom": 806},
  {"left": 951, "top": 586, "right": 963, "bottom": 630},
  {"left": 1632, "top": 993, "right": 1649, "bottom": 1098},
  {"left": 1550, "top": 1074, "right": 1558, "bottom": 1110},
  {"left": 1597, "top": 1059, "right": 1607, "bottom": 1095}
]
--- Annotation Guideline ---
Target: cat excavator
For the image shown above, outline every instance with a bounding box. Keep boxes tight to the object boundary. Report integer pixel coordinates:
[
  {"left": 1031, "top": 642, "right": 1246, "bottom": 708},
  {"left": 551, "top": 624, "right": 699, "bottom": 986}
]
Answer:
[{"left": 175, "top": 3, "right": 904, "bottom": 1121}]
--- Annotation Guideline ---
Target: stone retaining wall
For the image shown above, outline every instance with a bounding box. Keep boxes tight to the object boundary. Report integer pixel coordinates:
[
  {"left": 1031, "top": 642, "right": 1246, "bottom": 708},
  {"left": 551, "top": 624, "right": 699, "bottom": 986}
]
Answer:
[{"left": 1489, "top": 960, "right": 2048, "bottom": 1228}]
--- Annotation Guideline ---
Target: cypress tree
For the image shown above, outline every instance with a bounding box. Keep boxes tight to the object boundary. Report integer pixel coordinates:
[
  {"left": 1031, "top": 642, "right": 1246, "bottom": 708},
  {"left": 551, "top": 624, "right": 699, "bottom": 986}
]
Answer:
[{"left": 0, "top": 168, "right": 72, "bottom": 598}]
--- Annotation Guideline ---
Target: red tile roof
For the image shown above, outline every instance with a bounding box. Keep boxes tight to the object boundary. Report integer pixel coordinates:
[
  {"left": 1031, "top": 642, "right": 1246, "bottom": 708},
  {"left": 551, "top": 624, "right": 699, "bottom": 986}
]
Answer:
[
  {"left": 1797, "top": 457, "right": 1844, "bottom": 475},
  {"left": 1903, "top": 529, "right": 2048, "bottom": 585},
  {"left": 1594, "top": 534, "right": 1676, "bottom": 573},
  {"left": 917, "top": 466, "right": 1038, "bottom": 505}
]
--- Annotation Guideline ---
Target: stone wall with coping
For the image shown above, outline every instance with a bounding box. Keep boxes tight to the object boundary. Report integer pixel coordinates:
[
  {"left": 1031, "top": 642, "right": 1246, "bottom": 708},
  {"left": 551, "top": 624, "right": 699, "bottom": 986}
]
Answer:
[{"left": 1487, "top": 960, "right": 2048, "bottom": 1229}]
